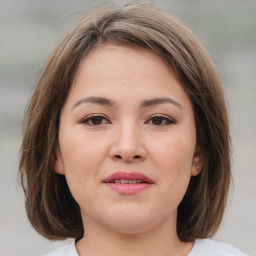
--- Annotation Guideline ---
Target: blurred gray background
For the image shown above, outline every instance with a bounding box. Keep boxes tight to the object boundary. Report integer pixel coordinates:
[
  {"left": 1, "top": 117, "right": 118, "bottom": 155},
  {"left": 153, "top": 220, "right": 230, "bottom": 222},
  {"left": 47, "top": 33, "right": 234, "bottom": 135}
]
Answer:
[{"left": 0, "top": 0, "right": 255, "bottom": 255}]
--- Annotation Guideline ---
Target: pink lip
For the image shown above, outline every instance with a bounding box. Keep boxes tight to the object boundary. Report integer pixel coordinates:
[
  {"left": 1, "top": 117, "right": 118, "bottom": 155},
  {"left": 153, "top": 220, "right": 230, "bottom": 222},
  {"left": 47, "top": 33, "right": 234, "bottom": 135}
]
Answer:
[
  {"left": 103, "top": 172, "right": 154, "bottom": 183},
  {"left": 103, "top": 172, "right": 154, "bottom": 195}
]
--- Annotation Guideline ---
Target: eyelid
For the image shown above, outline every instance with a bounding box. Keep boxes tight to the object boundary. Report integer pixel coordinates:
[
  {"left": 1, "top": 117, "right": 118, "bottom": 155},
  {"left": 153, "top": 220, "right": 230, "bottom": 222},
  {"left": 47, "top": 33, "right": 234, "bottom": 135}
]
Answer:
[
  {"left": 79, "top": 114, "right": 111, "bottom": 125},
  {"left": 146, "top": 114, "right": 176, "bottom": 125},
  {"left": 149, "top": 114, "right": 175, "bottom": 121}
]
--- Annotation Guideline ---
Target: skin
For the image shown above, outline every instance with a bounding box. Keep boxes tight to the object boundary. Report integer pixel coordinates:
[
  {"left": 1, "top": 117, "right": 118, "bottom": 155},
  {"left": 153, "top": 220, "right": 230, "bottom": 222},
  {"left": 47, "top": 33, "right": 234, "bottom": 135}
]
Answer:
[{"left": 55, "top": 44, "right": 201, "bottom": 256}]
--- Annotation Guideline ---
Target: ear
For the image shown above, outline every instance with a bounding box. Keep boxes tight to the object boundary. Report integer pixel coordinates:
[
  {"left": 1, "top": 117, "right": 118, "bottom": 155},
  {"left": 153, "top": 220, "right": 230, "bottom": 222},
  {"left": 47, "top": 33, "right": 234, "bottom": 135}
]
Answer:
[
  {"left": 54, "top": 157, "right": 65, "bottom": 175},
  {"left": 191, "top": 145, "right": 203, "bottom": 177}
]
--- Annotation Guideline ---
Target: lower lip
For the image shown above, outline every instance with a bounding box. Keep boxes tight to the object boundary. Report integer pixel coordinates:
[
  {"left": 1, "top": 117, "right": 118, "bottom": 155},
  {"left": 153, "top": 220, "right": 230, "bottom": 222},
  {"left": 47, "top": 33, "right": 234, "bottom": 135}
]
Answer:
[{"left": 105, "top": 183, "right": 152, "bottom": 194}]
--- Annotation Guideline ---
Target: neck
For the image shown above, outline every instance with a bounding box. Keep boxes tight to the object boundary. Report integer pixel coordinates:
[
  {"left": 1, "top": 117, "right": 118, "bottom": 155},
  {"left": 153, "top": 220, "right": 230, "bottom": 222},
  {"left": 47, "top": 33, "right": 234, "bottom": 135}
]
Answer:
[{"left": 76, "top": 219, "right": 187, "bottom": 256}]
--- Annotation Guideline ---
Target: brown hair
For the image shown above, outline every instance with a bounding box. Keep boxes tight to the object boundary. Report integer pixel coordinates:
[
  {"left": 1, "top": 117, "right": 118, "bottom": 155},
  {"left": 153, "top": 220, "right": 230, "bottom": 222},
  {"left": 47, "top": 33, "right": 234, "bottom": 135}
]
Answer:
[{"left": 19, "top": 2, "right": 231, "bottom": 242}]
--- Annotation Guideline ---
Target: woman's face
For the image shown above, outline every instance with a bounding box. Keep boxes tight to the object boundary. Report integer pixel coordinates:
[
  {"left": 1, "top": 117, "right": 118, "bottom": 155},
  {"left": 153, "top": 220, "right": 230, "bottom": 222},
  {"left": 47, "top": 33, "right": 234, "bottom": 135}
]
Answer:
[{"left": 55, "top": 44, "right": 201, "bottom": 234}]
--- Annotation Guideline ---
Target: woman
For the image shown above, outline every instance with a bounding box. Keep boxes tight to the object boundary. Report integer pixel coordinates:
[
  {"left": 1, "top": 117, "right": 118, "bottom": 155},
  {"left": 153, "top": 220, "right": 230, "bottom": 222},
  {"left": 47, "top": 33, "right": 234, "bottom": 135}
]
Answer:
[{"left": 19, "top": 2, "right": 247, "bottom": 255}]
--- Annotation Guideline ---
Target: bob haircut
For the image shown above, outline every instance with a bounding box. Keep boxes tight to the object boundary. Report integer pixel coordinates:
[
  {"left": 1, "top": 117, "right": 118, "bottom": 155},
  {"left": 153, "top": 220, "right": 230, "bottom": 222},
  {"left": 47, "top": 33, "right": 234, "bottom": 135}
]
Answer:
[{"left": 20, "top": 2, "right": 231, "bottom": 242}]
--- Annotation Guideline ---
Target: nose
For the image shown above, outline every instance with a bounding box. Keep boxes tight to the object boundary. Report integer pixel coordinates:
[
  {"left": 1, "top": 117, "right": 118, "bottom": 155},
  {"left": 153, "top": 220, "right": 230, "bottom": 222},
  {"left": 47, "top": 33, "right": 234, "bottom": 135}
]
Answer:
[{"left": 109, "top": 124, "right": 147, "bottom": 163}]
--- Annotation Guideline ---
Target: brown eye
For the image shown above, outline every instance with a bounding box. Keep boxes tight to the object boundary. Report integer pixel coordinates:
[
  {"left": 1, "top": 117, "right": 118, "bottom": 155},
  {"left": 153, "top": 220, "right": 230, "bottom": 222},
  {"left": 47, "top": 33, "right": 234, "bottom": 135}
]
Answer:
[
  {"left": 149, "top": 116, "right": 174, "bottom": 126},
  {"left": 81, "top": 115, "right": 110, "bottom": 126},
  {"left": 90, "top": 117, "right": 104, "bottom": 125}
]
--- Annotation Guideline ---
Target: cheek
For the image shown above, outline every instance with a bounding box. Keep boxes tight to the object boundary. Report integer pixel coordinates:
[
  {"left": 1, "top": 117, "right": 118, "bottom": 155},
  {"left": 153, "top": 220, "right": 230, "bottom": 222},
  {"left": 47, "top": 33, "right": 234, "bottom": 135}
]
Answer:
[
  {"left": 59, "top": 128, "right": 106, "bottom": 169},
  {"left": 151, "top": 135, "right": 195, "bottom": 173},
  {"left": 59, "top": 135, "right": 100, "bottom": 206},
  {"left": 58, "top": 130, "right": 111, "bottom": 199},
  {"left": 152, "top": 136, "right": 195, "bottom": 204}
]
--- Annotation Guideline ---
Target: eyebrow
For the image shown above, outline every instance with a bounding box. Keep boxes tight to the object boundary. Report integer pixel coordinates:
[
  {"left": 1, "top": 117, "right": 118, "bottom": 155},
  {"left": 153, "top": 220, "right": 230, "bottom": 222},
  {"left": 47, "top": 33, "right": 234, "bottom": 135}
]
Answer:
[
  {"left": 140, "top": 97, "right": 183, "bottom": 110},
  {"left": 72, "top": 96, "right": 183, "bottom": 110},
  {"left": 72, "top": 96, "right": 116, "bottom": 109}
]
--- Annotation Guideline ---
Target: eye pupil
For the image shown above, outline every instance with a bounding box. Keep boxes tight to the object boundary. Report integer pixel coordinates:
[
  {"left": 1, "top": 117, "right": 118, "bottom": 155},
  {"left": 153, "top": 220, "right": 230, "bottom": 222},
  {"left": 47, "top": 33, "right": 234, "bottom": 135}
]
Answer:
[
  {"left": 91, "top": 117, "right": 103, "bottom": 125},
  {"left": 152, "top": 117, "right": 163, "bottom": 125}
]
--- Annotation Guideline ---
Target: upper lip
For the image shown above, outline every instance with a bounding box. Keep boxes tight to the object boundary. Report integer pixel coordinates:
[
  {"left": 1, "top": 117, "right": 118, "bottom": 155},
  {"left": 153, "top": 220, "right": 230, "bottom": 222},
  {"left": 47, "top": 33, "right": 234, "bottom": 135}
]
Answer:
[{"left": 103, "top": 172, "right": 154, "bottom": 184}]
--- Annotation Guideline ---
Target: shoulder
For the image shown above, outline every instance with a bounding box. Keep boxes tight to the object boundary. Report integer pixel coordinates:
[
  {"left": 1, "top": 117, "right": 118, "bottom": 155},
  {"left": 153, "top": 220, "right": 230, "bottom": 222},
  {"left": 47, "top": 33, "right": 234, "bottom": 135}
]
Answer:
[
  {"left": 43, "top": 240, "right": 78, "bottom": 256},
  {"left": 188, "top": 239, "right": 248, "bottom": 256}
]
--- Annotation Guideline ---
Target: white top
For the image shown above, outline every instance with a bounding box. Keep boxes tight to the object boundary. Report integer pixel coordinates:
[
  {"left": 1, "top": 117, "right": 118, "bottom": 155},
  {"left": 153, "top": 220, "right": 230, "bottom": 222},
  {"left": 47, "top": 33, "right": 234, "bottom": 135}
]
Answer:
[
  {"left": 187, "top": 239, "right": 248, "bottom": 256},
  {"left": 44, "top": 239, "right": 248, "bottom": 256}
]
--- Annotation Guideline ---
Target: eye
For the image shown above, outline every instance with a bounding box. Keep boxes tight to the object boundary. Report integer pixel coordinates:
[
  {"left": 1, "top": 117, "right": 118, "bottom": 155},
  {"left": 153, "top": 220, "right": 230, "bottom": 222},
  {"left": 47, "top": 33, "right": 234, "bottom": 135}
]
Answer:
[
  {"left": 147, "top": 115, "right": 175, "bottom": 126},
  {"left": 80, "top": 115, "right": 110, "bottom": 126}
]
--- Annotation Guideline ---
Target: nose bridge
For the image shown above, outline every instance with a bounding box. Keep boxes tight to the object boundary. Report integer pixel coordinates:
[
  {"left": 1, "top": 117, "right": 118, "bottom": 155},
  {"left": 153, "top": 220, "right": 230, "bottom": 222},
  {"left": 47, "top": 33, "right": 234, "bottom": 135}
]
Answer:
[
  {"left": 110, "top": 119, "right": 146, "bottom": 162},
  {"left": 119, "top": 122, "right": 139, "bottom": 147}
]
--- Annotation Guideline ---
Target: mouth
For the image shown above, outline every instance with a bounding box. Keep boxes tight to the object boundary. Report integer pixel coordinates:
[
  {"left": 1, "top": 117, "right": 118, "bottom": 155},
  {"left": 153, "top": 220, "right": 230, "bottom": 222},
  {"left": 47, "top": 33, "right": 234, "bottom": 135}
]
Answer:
[
  {"left": 108, "top": 179, "right": 150, "bottom": 184},
  {"left": 102, "top": 172, "right": 154, "bottom": 194},
  {"left": 103, "top": 171, "right": 154, "bottom": 184}
]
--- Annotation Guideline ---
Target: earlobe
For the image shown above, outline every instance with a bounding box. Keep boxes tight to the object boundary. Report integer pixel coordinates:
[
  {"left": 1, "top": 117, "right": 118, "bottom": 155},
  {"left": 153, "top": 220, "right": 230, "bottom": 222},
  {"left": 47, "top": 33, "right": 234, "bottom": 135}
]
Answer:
[
  {"left": 191, "top": 165, "right": 201, "bottom": 176},
  {"left": 191, "top": 146, "right": 203, "bottom": 176},
  {"left": 54, "top": 157, "right": 65, "bottom": 175}
]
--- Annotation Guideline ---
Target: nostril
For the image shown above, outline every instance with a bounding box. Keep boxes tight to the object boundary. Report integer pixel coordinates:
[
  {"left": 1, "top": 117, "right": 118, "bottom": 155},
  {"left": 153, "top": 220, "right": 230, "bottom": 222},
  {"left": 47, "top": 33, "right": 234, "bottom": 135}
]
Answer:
[{"left": 114, "top": 155, "right": 141, "bottom": 160}]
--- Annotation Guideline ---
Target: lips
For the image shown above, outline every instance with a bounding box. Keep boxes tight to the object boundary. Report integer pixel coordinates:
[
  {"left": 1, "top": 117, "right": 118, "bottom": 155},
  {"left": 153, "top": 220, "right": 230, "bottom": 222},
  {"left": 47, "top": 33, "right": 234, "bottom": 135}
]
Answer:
[
  {"left": 103, "top": 172, "right": 154, "bottom": 184},
  {"left": 102, "top": 172, "right": 154, "bottom": 194}
]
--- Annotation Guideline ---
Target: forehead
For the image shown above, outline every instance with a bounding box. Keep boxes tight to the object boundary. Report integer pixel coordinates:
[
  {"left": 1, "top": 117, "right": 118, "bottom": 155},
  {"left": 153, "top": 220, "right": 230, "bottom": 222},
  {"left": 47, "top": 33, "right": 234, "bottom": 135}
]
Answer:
[
  {"left": 78, "top": 44, "right": 167, "bottom": 73},
  {"left": 63, "top": 44, "right": 192, "bottom": 111},
  {"left": 71, "top": 44, "right": 181, "bottom": 94}
]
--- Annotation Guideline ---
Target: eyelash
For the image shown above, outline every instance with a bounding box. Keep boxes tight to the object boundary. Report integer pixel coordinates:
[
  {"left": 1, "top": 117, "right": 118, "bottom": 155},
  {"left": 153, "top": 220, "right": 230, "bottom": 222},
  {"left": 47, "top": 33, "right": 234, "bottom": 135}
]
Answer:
[
  {"left": 80, "top": 114, "right": 175, "bottom": 127},
  {"left": 80, "top": 114, "right": 110, "bottom": 126},
  {"left": 146, "top": 115, "right": 175, "bottom": 126}
]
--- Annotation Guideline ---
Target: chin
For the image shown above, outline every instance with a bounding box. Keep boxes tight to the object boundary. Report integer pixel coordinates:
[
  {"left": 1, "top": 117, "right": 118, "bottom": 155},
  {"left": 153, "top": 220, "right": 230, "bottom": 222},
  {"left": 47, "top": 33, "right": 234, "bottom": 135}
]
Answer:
[
  {"left": 107, "top": 221, "right": 156, "bottom": 235},
  {"left": 100, "top": 210, "right": 171, "bottom": 235}
]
